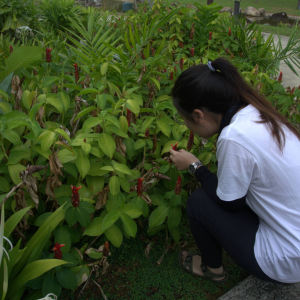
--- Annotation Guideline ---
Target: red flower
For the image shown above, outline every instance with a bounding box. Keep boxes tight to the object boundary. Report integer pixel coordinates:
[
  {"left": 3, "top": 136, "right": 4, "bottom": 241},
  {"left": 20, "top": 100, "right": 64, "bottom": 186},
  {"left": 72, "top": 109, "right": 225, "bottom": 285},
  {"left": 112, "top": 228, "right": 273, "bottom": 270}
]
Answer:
[
  {"left": 290, "top": 87, "right": 295, "bottom": 95},
  {"left": 170, "top": 71, "right": 174, "bottom": 81},
  {"left": 71, "top": 185, "right": 81, "bottom": 207},
  {"left": 190, "top": 47, "right": 194, "bottom": 57},
  {"left": 209, "top": 31, "right": 212, "bottom": 40},
  {"left": 180, "top": 58, "right": 184, "bottom": 70},
  {"left": 33, "top": 69, "right": 38, "bottom": 76},
  {"left": 145, "top": 129, "right": 150, "bottom": 139},
  {"left": 226, "top": 48, "right": 229, "bottom": 55},
  {"left": 174, "top": 66, "right": 177, "bottom": 72},
  {"left": 240, "top": 52, "right": 242, "bottom": 57},
  {"left": 137, "top": 178, "right": 145, "bottom": 195},
  {"left": 187, "top": 131, "right": 194, "bottom": 151},
  {"left": 53, "top": 242, "right": 65, "bottom": 259},
  {"left": 230, "top": 53, "right": 234, "bottom": 59},
  {"left": 103, "top": 241, "right": 110, "bottom": 257},
  {"left": 46, "top": 48, "right": 52, "bottom": 63},
  {"left": 228, "top": 27, "right": 231, "bottom": 36},
  {"left": 73, "top": 63, "right": 79, "bottom": 83},
  {"left": 278, "top": 71, "right": 283, "bottom": 83},
  {"left": 126, "top": 108, "right": 131, "bottom": 127},
  {"left": 9, "top": 45, "right": 13, "bottom": 53},
  {"left": 114, "top": 23, "right": 117, "bottom": 28},
  {"left": 169, "top": 142, "right": 178, "bottom": 163},
  {"left": 175, "top": 176, "right": 182, "bottom": 195},
  {"left": 152, "top": 48, "right": 155, "bottom": 56},
  {"left": 179, "top": 41, "right": 183, "bottom": 48}
]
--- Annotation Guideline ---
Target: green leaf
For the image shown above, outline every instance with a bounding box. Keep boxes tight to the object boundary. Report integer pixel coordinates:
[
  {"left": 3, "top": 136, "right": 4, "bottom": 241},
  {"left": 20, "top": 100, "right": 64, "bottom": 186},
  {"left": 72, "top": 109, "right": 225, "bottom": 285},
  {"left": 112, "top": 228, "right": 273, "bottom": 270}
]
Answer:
[
  {"left": 55, "top": 128, "right": 71, "bottom": 144},
  {"left": 109, "top": 176, "right": 120, "bottom": 196},
  {"left": 82, "top": 117, "right": 102, "bottom": 132},
  {"left": 41, "top": 130, "right": 55, "bottom": 151},
  {"left": 42, "top": 273, "right": 61, "bottom": 298},
  {"left": 47, "top": 97, "right": 64, "bottom": 114},
  {"left": 42, "top": 76, "right": 60, "bottom": 88},
  {"left": 169, "top": 226, "right": 181, "bottom": 244},
  {"left": 85, "top": 248, "right": 103, "bottom": 259},
  {"left": 126, "top": 99, "right": 140, "bottom": 115},
  {"left": 1, "top": 129, "right": 21, "bottom": 145},
  {"left": 149, "top": 77, "right": 160, "bottom": 91},
  {"left": 55, "top": 226, "right": 72, "bottom": 254},
  {"left": 65, "top": 206, "right": 79, "bottom": 227},
  {"left": 114, "top": 164, "right": 131, "bottom": 175},
  {"left": 147, "top": 224, "right": 166, "bottom": 236},
  {"left": 141, "top": 116, "right": 155, "bottom": 132},
  {"left": 167, "top": 206, "right": 182, "bottom": 229},
  {"left": 149, "top": 205, "right": 170, "bottom": 228},
  {"left": 0, "top": 177, "right": 10, "bottom": 192},
  {"left": 170, "top": 194, "right": 181, "bottom": 207},
  {"left": 119, "top": 115, "right": 128, "bottom": 133},
  {"left": 0, "top": 101, "right": 12, "bottom": 114},
  {"left": 76, "top": 152, "right": 90, "bottom": 179},
  {"left": 120, "top": 212, "right": 137, "bottom": 237},
  {"left": 83, "top": 216, "right": 105, "bottom": 236},
  {"left": 34, "top": 212, "right": 52, "bottom": 227},
  {"left": 71, "top": 265, "right": 90, "bottom": 287},
  {"left": 8, "top": 259, "right": 66, "bottom": 298},
  {"left": 98, "top": 133, "right": 116, "bottom": 159},
  {"left": 79, "top": 201, "right": 95, "bottom": 214},
  {"left": 101, "top": 62, "right": 108, "bottom": 76},
  {"left": 0, "top": 89, "right": 8, "bottom": 101},
  {"left": 102, "top": 210, "right": 121, "bottom": 231},
  {"left": 123, "top": 203, "right": 143, "bottom": 218},
  {"left": 56, "top": 267, "right": 78, "bottom": 290},
  {"left": 8, "top": 163, "right": 26, "bottom": 185},
  {"left": 77, "top": 206, "right": 91, "bottom": 227},
  {"left": 119, "top": 177, "right": 130, "bottom": 192},
  {"left": 104, "top": 224, "right": 123, "bottom": 247},
  {"left": 57, "top": 91, "right": 70, "bottom": 112},
  {"left": 150, "top": 194, "right": 167, "bottom": 206},
  {"left": 134, "top": 139, "right": 146, "bottom": 150},
  {"left": 0, "top": 46, "right": 43, "bottom": 82},
  {"left": 161, "top": 140, "right": 178, "bottom": 155},
  {"left": 96, "top": 94, "right": 106, "bottom": 110},
  {"left": 156, "top": 95, "right": 171, "bottom": 102},
  {"left": 78, "top": 88, "right": 99, "bottom": 96},
  {"left": 157, "top": 119, "right": 171, "bottom": 137},
  {"left": 74, "top": 106, "right": 97, "bottom": 121}
]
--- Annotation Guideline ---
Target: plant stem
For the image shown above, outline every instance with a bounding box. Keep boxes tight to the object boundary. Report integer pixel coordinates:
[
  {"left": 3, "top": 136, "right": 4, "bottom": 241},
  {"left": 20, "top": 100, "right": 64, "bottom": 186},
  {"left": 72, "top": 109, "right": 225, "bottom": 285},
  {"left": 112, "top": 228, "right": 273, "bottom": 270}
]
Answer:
[{"left": 0, "top": 137, "right": 8, "bottom": 160}]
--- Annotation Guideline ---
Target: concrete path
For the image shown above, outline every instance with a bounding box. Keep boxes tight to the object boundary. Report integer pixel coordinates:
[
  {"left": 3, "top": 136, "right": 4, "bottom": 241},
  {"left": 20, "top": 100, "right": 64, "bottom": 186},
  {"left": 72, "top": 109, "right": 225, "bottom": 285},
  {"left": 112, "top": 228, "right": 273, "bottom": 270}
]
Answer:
[
  {"left": 262, "top": 32, "right": 300, "bottom": 88},
  {"left": 218, "top": 275, "right": 300, "bottom": 300}
]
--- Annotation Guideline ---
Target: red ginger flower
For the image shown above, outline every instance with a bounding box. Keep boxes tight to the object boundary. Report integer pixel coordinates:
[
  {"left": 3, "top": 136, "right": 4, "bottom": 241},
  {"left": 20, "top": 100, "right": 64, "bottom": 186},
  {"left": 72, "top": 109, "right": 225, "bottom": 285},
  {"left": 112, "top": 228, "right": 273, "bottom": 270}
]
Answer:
[
  {"left": 152, "top": 48, "right": 155, "bottom": 56},
  {"left": 46, "top": 48, "right": 52, "bottom": 63},
  {"left": 175, "top": 176, "right": 182, "bottom": 195},
  {"left": 179, "top": 41, "right": 183, "bottom": 48},
  {"left": 73, "top": 63, "right": 79, "bottom": 83},
  {"left": 71, "top": 185, "right": 81, "bottom": 207},
  {"left": 209, "top": 31, "right": 212, "bottom": 40},
  {"left": 103, "top": 241, "right": 110, "bottom": 257},
  {"left": 145, "top": 128, "right": 150, "bottom": 139},
  {"left": 228, "top": 27, "right": 231, "bottom": 36},
  {"left": 190, "top": 47, "right": 194, "bottom": 57},
  {"left": 226, "top": 48, "right": 229, "bottom": 55},
  {"left": 9, "top": 45, "right": 13, "bottom": 53},
  {"left": 114, "top": 23, "right": 117, "bottom": 28},
  {"left": 170, "top": 71, "right": 174, "bottom": 81},
  {"left": 126, "top": 108, "right": 132, "bottom": 126},
  {"left": 137, "top": 178, "right": 145, "bottom": 195},
  {"left": 290, "top": 87, "right": 295, "bottom": 95},
  {"left": 33, "top": 69, "right": 38, "bottom": 76},
  {"left": 53, "top": 242, "right": 65, "bottom": 259},
  {"left": 187, "top": 131, "right": 194, "bottom": 151},
  {"left": 169, "top": 142, "right": 178, "bottom": 163},
  {"left": 180, "top": 58, "right": 184, "bottom": 71},
  {"left": 278, "top": 71, "right": 283, "bottom": 83}
]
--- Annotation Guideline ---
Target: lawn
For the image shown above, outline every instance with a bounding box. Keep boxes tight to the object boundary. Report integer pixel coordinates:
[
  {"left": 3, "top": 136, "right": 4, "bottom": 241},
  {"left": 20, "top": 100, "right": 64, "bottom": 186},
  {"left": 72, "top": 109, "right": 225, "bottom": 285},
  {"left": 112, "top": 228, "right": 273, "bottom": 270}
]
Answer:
[{"left": 164, "top": 0, "right": 300, "bottom": 16}]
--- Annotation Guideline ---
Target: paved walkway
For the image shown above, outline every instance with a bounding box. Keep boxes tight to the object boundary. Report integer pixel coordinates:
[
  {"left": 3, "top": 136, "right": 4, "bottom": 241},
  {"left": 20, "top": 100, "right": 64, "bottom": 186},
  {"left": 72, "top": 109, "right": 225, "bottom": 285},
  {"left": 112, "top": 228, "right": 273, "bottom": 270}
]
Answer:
[{"left": 263, "top": 32, "right": 300, "bottom": 88}]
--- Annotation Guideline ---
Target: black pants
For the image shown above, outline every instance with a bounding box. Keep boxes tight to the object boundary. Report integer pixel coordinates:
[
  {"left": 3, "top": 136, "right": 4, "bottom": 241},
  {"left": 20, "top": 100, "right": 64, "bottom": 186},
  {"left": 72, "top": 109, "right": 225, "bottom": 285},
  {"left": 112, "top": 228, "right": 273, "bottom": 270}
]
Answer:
[{"left": 186, "top": 188, "right": 284, "bottom": 284}]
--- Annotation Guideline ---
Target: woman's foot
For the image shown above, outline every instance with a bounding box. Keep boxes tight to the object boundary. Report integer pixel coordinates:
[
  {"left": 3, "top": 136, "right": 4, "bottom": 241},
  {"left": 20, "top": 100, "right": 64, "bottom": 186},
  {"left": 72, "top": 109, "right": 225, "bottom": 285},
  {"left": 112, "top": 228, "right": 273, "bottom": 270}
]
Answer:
[{"left": 181, "top": 251, "right": 226, "bottom": 281}]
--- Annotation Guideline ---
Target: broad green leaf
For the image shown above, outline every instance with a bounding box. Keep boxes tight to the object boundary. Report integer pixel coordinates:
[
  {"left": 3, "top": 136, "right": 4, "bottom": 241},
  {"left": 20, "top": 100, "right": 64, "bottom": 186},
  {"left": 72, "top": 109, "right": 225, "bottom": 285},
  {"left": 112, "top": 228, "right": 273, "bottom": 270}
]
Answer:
[
  {"left": 65, "top": 206, "right": 78, "bottom": 227},
  {"left": 8, "top": 259, "right": 66, "bottom": 298},
  {"left": 4, "top": 207, "right": 31, "bottom": 237},
  {"left": 147, "top": 224, "right": 166, "bottom": 236},
  {"left": 78, "top": 88, "right": 99, "bottom": 96},
  {"left": 156, "top": 95, "right": 171, "bottom": 102},
  {"left": 119, "top": 115, "right": 128, "bottom": 133},
  {"left": 98, "top": 133, "right": 116, "bottom": 159},
  {"left": 126, "top": 99, "right": 140, "bottom": 115},
  {"left": 34, "top": 212, "right": 52, "bottom": 227},
  {"left": 1, "top": 129, "right": 21, "bottom": 145},
  {"left": 123, "top": 203, "right": 142, "bottom": 218},
  {"left": 170, "top": 194, "right": 181, "bottom": 207},
  {"left": 70, "top": 265, "right": 90, "bottom": 287},
  {"left": 55, "top": 128, "right": 71, "bottom": 144},
  {"left": 150, "top": 194, "right": 167, "bottom": 206},
  {"left": 82, "top": 117, "right": 102, "bottom": 132},
  {"left": 141, "top": 116, "right": 155, "bottom": 132},
  {"left": 42, "top": 76, "right": 60, "bottom": 88},
  {"left": 56, "top": 267, "right": 77, "bottom": 290},
  {"left": 0, "top": 46, "right": 43, "bottom": 82},
  {"left": 167, "top": 206, "right": 182, "bottom": 229},
  {"left": 46, "top": 97, "right": 64, "bottom": 114},
  {"left": 149, "top": 77, "right": 160, "bottom": 91},
  {"left": 85, "top": 248, "right": 103, "bottom": 259},
  {"left": 102, "top": 210, "right": 121, "bottom": 231},
  {"left": 115, "top": 164, "right": 131, "bottom": 175},
  {"left": 157, "top": 119, "right": 171, "bottom": 137},
  {"left": 101, "top": 62, "right": 108, "bottom": 76},
  {"left": 57, "top": 91, "right": 70, "bottom": 112},
  {"left": 83, "top": 216, "right": 105, "bottom": 236},
  {"left": 119, "top": 177, "right": 130, "bottom": 193},
  {"left": 74, "top": 106, "right": 97, "bottom": 121},
  {"left": 41, "top": 130, "right": 55, "bottom": 151},
  {"left": 0, "top": 177, "right": 10, "bottom": 192},
  {"left": 120, "top": 212, "right": 137, "bottom": 237},
  {"left": 42, "top": 273, "right": 61, "bottom": 298},
  {"left": 0, "top": 101, "right": 12, "bottom": 114},
  {"left": 169, "top": 226, "right": 181, "bottom": 244},
  {"left": 96, "top": 94, "right": 106, "bottom": 109},
  {"left": 8, "top": 164, "right": 26, "bottom": 185},
  {"left": 161, "top": 140, "right": 178, "bottom": 155},
  {"left": 77, "top": 206, "right": 91, "bottom": 227},
  {"left": 104, "top": 224, "right": 123, "bottom": 248},
  {"left": 76, "top": 152, "right": 90, "bottom": 179},
  {"left": 0, "top": 89, "right": 8, "bottom": 101},
  {"left": 55, "top": 225, "right": 72, "bottom": 254},
  {"left": 149, "top": 205, "right": 170, "bottom": 228},
  {"left": 134, "top": 139, "right": 146, "bottom": 150},
  {"left": 109, "top": 176, "right": 120, "bottom": 196}
]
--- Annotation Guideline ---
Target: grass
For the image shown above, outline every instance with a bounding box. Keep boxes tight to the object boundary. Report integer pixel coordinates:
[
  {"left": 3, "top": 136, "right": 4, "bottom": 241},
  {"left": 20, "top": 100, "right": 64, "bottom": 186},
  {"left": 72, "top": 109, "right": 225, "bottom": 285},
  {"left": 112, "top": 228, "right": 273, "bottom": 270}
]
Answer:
[
  {"left": 164, "top": 0, "right": 300, "bottom": 16},
  {"left": 62, "top": 214, "right": 248, "bottom": 300},
  {"left": 259, "top": 25, "right": 295, "bottom": 37}
]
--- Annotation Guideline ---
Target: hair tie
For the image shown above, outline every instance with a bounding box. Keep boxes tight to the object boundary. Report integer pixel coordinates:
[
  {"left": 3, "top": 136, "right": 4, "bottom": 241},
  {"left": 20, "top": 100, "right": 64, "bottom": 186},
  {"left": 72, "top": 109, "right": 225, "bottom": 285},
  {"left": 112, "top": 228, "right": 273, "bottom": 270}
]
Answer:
[{"left": 207, "top": 61, "right": 216, "bottom": 72}]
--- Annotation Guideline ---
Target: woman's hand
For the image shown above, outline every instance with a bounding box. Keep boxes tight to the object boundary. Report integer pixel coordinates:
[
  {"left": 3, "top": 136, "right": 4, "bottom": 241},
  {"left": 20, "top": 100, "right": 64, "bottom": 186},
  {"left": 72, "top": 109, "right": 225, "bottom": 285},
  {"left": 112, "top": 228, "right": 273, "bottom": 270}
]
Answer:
[{"left": 169, "top": 148, "right": 200, "bottom": 171}]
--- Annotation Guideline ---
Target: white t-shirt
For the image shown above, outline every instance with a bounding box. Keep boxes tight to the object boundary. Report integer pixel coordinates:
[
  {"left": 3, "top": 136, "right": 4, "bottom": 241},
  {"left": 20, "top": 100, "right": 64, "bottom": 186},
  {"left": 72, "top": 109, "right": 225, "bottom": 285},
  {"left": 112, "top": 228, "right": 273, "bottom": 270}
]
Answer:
[{"left": 216, "top": 104, "right": 300, "bottom": 283}]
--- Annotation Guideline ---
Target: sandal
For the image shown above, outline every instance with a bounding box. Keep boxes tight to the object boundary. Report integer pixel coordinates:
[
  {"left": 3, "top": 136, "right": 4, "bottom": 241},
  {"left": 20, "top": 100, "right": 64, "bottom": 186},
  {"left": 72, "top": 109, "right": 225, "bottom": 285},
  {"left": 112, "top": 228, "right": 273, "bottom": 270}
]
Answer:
[{"left": 177, "top": 250, "right": 229, "bottom": 284}]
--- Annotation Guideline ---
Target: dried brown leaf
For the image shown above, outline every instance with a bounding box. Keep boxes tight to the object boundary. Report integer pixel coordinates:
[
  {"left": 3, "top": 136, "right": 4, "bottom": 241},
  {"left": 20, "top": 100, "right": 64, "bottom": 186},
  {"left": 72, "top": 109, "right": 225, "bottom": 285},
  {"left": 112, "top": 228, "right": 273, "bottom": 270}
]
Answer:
[{"left": 145, "top": 242, "right": 152, "bottom": 258}]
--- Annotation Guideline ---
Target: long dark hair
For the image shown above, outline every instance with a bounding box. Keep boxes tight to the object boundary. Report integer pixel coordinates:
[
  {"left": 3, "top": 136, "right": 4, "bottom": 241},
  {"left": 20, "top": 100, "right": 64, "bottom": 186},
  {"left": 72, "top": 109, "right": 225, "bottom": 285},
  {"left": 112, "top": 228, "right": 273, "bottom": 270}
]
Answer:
[{"left": 172, "top": 57, "right": 300, "bottom": 151}]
